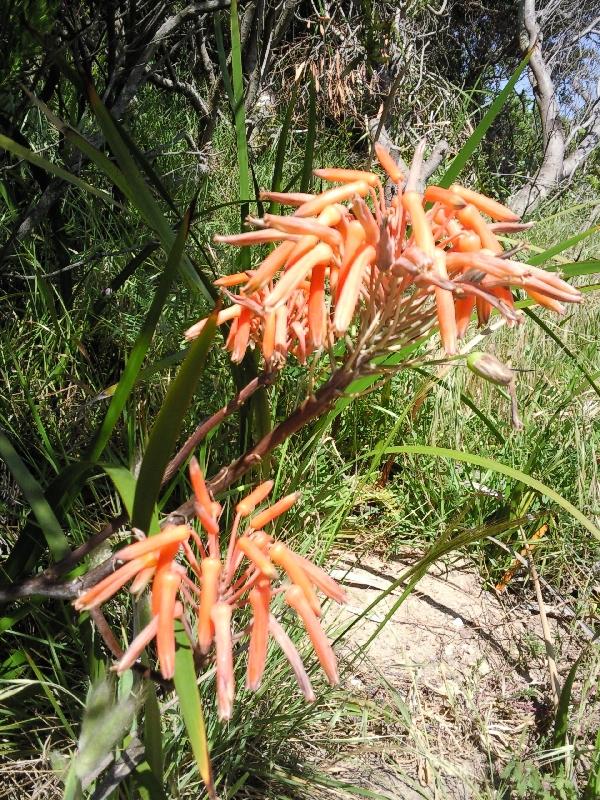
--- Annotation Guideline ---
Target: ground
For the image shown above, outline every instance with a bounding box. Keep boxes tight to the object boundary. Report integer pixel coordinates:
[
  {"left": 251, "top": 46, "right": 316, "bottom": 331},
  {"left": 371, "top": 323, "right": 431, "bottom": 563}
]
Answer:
[{"left": 318, "top": 552, "right": 592, "bottom": 800}]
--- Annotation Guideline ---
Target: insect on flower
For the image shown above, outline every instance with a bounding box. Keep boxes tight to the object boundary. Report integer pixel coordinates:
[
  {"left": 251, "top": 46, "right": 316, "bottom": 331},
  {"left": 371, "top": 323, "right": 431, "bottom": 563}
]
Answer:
[
  {"left": 186, "top": 144, "right": 581, "bottom": 361},
  {"left": 73, "top": 459, "right": 347, "bottom": 718}
]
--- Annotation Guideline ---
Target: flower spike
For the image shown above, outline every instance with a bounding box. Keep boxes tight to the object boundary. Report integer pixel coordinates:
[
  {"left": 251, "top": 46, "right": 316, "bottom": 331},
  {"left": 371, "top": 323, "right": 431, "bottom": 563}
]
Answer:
[
  {"left": 201, "top": 142, "right": 579, "bottom": 360},
  {"left": 74, "top": 464, "right": 345, "bottom": 717}
]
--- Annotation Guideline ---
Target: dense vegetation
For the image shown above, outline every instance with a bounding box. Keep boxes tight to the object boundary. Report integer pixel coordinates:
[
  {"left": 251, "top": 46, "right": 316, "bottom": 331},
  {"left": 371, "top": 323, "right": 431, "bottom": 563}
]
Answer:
[{"left": 0, "top": 1, "right": 599, "bottom": 798}]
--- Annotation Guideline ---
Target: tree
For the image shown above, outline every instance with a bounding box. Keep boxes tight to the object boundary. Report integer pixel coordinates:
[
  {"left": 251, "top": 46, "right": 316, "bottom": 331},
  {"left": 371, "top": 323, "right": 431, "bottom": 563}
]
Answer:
[{"left": 509, "top": 0, "right": 600, "bottom": 215}]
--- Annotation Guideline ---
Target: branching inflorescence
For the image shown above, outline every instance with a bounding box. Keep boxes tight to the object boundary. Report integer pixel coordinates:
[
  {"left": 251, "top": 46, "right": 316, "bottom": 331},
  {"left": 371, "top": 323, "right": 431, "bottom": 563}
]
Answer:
[{"left": 72, "top": 142, "right": 582, "bottom": 796}]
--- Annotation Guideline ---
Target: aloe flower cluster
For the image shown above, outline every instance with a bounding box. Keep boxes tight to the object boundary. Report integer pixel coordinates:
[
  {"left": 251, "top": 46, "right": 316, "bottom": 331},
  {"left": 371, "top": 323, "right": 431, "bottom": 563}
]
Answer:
[
  {"left": 186, "top": 144, "right": 581, "bottom": 360},
  {"left": 74, "top": 459, "right": 346, "bottom": 718}
]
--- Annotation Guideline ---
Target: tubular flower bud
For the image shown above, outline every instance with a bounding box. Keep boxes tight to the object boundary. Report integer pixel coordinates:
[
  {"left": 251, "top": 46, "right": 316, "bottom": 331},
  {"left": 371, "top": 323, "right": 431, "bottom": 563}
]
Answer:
[
  {"left": 449, "top": 184, "right": 520, "bottom": 222},
  {"left": 198, "top": 558, "right": 221, "bottom": 654},
  {"left": 249, "top": 492, "right": 300, "bottom": 529},
  {"left": 236, "top": 480, "right": 274, "bottom": 517},
  {"left": 285, "top": 586, "right": 339, "bottom": 685},
  {"left": 246, "top": 579, "right": 271, "bottom": 690},
  {"left": 189, "top": 457, "right": 213, "bottom": 512},
  {"left": 212, "top": 602, "right": 234, "bottom": 721},
  {"left": 294, "top": 181, "right": 370, "bottom": 218},
  {"left": 236, "top": 537, "right": 277, "bottom": 578},
  {"left": 374, "top": 143, "right": 403, "bottom": 183},
  {"left": 313, "top": 167, "right": 380, "bottom": 187},
  {"left": 270, "top": 543, "right": 322, "bottom": 616},
  {"left": 200, "top": 146, "right": 579, "bottom": 357},
  {"left": 74, "top": 464, "right": 345, "bottom": 723},
  {"left": 154, "top": 569, "right": 181, "bottom": 679}
]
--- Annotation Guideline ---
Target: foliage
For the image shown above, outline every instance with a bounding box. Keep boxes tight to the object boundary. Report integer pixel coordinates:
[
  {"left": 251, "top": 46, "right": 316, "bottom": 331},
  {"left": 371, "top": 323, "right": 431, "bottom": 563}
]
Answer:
[{"left": 1, "top": 3, "right": 600, "bottom": 800}]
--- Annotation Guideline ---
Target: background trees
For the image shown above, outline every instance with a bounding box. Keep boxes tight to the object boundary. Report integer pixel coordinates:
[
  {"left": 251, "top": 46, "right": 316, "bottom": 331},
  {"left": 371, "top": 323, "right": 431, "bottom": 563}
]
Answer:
[{"left": 0, "top": 2, "right": 599, "bottom": 798}]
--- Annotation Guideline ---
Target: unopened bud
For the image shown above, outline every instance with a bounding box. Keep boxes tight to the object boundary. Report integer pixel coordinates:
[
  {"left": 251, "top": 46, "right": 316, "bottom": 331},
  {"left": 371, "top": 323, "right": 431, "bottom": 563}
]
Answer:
[{"left": 466, "top": 352, "right": 513, "bottom": 386}]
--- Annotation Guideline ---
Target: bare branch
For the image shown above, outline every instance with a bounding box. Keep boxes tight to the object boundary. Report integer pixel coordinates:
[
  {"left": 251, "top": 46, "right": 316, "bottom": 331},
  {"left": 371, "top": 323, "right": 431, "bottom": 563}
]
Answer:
[
  {"left": 509, "top": 0, "right": 566, "bottom": 215},
  {"left": 148, "top": 70, "right": 209, "bottom": 116}
]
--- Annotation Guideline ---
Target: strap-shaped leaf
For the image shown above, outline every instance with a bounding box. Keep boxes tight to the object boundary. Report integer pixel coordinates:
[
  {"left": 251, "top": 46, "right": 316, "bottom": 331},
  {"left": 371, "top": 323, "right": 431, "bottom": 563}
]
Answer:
[
  {"left": 550, "top": 259, "right": 600, "bottom": 277},
  {"left": 300, "top": 78, "right": 317, "bottom": 194},
  {"left": 583, "top": 730, "right": 600, "bottom": 800},
  {"left": 380, "top": 445, "right": 600, "bottom": 541},
  {"left": 269, "top": 84, "right": 299, "bottom": 215},
  {"left": 132, "top": 310, "right": 217, "bottom": 533},
  {"left": 0, "top": 133, "right": 114, "bottom": 204},
  {"left": 524, "top": 308, "right": 600, "bottom": 400},
  {"left": 173, "top": 621, "right": 215, "bottom": 798},
  {"left": 553, "top": 649, "right": 585, "bottom": 760},
  {"left": 527, "top": 225, "right": 600, "bottom": 266},
  {"left": 85, "top": 83, "right": 213, "bottom": 298},
  {"left": 0, "top": 431, "right": 70, "bottom": 565},
  {"left": 88, "top": 205, "right": 195, "bottom": 466},
  {"left": 102, "top": 465, "right": 159, "bottom": 535},
  {"left": 35, "top": 210, "right": 193, "bottom": 550},
  {"left": 439, "top": 48, "right": 532, "bottom": 188}
]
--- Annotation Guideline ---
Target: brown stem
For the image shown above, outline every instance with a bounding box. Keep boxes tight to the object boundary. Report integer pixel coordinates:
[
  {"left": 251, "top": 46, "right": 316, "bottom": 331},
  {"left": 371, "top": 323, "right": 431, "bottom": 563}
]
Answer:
[
  {"left": 208, "top": 365, "right": 358, "bottom": 494},
  {"left": 0, "top": 512, "right": 129, "bottom": 603},
  {"left": 162, "top": 370, "right": 276, "bottom": 484},
  {"left": 90, "top": 607, "right": 124, "bottom": 658},
  {"left": 160, "top": 364, "right": 362, "bottom": 526},
  {"left": 0, "top": 372, "right": 276, "bottom": 603}
]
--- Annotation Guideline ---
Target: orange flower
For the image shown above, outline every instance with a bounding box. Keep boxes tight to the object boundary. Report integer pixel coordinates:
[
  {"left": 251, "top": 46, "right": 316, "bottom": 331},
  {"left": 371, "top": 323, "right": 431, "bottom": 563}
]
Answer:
[
  {"left": 285, "top": 585, "right": 339, "bottom": 685},
  {"left": 197, "top": 144, "right": 580, "bottom": 359},
  {"left": 246, "top": 578, "right": 271, "bottom": 690},
  {"left": 73, "top": 524, "right": 191, "bottom": 679},
  {"left": 74, "top": 463, "right": 346, "bottom": 714}
]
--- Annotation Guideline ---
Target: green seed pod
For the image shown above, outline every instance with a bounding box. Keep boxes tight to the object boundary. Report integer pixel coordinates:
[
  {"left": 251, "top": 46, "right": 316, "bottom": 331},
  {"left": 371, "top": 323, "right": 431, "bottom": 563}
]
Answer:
[{"left": 466, "top": 352, "right": 514, "bottom": 386}]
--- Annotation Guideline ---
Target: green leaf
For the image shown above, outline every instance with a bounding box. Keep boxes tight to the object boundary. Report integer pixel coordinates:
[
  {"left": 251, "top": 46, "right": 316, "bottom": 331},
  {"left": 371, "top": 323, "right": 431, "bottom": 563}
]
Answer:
[
  {"left": 0, "top": 430, "right": 70, "bottom": 563},
  {"left": 524, "top": 308, "right": 600, "bottom": 400},
  {"left": 24, "top": 650, "right": 77, "bottom": 738},
  {"left": 91, "top": 241, "right": 159, "bottom": 319},
  {"left": 102, "top": 465, "right": 159, "bottom": 535},
  {"left": 583, "top": 730, "right": 600, "bottom": 800},
  {"left": 131, "top": 310, "right": 217, "bottom": 533},
  {"left": 379, "top": 445, "right": 600, "bottom": 541},
  {"left": 300, "top": 78, "right": 317, "bottom": 193},
  {"left": 112, "top": 117, "right": 178, "bottom": 214},
  {"left": 134, "top": 760, "right": 168, "bottom": 800},
  {"left": 173, "top": 621, "right": 214, "bottom": 798},
  {"left": 527, "top": 225, "right": 600, "bottom": 266},
  {"left": 23, "top": 89, "right": 133, "bottom": 201},
  {"left": 74, "top": 677, "right": 136, "bottom": 782},
  {"left": 229, "top": 0, "right": 251, "bottom": 272},
  {"left": 213, "top": 14, "right": 235, "bottom": 109},
  {"left": 552, "top": 259, "right": 600, "bottom": 278},
  {"left": 62, "top": 762, "right": 83, "bottom": 800},
  {"left": 85, "top": 83, "right": 213, "bottom": 299},
  {"left": 553, "top": 649, "right": 584, "bottom": 763},
  {"left": 0, "top": 133, "right": 115, "bottom": 204},
  {"left": 142, "top": 682, "right": 163, "bottom": 789},
  {"left": 439, "top": 49, "right": 532, "bottom": 188},
  {"left": 47, "top": 208, "right": 193, "bottom": 519},
  {"left": 87, "top": 206, "right": 194, "bottom": 467},
  {"left": 269, "top": 83, "right": 299, "bottom": 215}
]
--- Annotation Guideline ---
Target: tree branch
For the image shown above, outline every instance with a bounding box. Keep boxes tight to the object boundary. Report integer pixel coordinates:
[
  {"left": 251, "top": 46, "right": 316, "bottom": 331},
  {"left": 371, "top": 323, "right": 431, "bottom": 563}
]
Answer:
[{"left": 509, "top": 0, "right": 566, "bottom": 216}]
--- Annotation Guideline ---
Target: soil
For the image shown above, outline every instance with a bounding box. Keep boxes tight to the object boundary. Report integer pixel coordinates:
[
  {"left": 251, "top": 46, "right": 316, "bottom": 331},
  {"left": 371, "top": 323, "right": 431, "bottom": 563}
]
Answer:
[{"left": 316, "top": 552, "right": 588, "bottom": 800}]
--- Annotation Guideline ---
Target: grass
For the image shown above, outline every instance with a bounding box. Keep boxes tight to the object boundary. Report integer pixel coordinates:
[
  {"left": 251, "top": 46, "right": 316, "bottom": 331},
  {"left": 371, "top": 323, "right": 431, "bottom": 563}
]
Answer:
[{"left": 1, "top": 63, "right": 600, "bottom": 800}]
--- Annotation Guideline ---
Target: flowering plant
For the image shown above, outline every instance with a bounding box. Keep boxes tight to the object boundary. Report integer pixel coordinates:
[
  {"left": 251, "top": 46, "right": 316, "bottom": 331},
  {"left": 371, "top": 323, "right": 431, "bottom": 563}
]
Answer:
[{"left": 66, "top": 141, "right": 582, "bottom": 797}]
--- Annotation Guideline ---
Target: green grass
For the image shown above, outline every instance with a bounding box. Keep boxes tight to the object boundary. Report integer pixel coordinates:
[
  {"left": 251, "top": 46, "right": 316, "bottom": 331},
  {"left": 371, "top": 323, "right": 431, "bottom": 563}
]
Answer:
[{"left": 1, "top": 58, "right": 600, "bottom": 800}]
